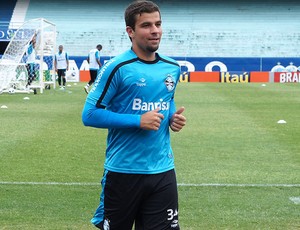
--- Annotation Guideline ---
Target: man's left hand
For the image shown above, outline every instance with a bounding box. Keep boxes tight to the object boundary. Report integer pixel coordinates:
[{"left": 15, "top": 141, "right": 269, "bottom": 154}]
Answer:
[{"left": 170, "top": 107, "right": 186, "bottom": 132}]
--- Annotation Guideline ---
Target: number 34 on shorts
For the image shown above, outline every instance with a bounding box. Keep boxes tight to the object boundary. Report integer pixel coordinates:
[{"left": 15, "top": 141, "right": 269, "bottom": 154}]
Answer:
[{"left": 167, "top": 208, "right": 179, "bottom": 228}]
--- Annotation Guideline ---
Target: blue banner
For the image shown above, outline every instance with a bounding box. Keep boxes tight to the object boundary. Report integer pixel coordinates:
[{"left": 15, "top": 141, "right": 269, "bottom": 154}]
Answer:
[
  {"left": 70, "top": 56, "right": 300, "bottom": 72},
  {"left": 1, "top": 54, "right": 299, "bottom": 72}
]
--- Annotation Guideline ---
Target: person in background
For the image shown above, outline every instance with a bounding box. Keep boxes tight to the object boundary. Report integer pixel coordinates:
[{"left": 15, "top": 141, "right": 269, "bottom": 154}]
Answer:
[
  {"left": 25, "top": 34, "right": 37, "bottom": 89},
  {"left": 84, "top": 44, "right": 102, "bottom": 94},
  {"left": 54, "top": 45, "right": 69, "bottom": 89}
]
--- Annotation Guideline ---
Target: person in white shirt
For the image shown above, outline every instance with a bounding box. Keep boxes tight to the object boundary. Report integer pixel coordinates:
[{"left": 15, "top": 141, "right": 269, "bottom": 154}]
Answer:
[
  {"left": 54, "top": 45, "right": 69, "bottom": 89},
  {"left": 84, "top": 44, "right": 102, "bottom": 94}
]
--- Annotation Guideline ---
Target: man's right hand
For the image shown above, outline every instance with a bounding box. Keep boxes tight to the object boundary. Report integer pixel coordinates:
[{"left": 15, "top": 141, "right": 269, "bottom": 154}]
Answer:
[{"left": 140, "top": 108, "right": 164, "bottom": 130}]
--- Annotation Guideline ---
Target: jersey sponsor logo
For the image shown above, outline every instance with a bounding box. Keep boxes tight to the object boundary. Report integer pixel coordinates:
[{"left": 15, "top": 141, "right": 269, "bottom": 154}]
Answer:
[
  {"left": 132, "top": 98, "right": 170, "bottom": 111},
  {"left": 165, "top": 75, "right": 175, "bottom": 92},
  {"left": 136, "top": 78, "right": 146, "bottom": 87}
]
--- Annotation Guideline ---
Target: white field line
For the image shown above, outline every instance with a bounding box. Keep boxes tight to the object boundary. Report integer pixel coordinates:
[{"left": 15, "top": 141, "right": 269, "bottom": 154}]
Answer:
[
  {"left": 177, "top": 183, "right": 300, "bottom": 187},
  {"left": 289, "top": 197, "right": 300, "bottom": 204},
  {"left": 0, "top": 181, "right": 299, "bottom": 187}
]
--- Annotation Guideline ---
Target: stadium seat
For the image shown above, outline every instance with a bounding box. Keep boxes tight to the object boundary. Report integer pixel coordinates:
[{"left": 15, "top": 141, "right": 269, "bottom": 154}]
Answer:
[
  {"left": 20, "top": 0, "right": 300, "bottom": 57},
  {"left": 0, "top": 0, "right": 17, "bottom": 31}
]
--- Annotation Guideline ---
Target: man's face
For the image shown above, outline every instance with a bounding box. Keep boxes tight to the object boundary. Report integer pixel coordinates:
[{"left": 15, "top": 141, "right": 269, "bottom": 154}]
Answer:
[
  {"left": 127, "top": 11, "right": 162, "bottom": 55},
  {"left": 59, "top": 46, "right": 63, "bottom": 52}
]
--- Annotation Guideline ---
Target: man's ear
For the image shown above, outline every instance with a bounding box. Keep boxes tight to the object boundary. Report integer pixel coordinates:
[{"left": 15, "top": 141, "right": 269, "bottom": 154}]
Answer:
[{"left": 126, "top": 26, "right": 134, "bottom": 40}]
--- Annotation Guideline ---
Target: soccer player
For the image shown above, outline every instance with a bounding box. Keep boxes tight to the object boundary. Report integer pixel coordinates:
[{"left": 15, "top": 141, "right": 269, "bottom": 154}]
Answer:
[
  {"left": 82, "top": 1, "right": 186, "bottom": 229},
  {"left": 54, "top": 45, "right": 69, "bottom": 89},
  {"left": 25, "top": 35, "right": 37, "bottom": 89},
  {"left": 84, "top": 44, "right": 102, "bottom": 94}
]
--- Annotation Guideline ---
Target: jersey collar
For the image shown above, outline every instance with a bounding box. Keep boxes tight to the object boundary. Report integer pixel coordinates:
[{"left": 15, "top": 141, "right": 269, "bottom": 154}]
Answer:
[{"left": 130, "top": 48, "right": 160, "bottom": 64}]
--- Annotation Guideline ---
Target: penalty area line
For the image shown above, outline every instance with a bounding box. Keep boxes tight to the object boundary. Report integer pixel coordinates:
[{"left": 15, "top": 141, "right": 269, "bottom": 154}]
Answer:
[{"left": 0, "top": 181, "right": 299, "bottom": 187}]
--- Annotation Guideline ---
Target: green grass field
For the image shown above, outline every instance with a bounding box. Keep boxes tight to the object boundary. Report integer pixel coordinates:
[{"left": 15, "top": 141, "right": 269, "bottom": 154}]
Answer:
[{"left": 0, "top": 83, "right": 299, "bottom": 229}]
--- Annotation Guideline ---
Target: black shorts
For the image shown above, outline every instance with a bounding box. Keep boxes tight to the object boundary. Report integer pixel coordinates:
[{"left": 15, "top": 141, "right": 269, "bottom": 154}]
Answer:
[
  {"left": 57, "top": 69, "right": 66, "bottom": 77},
  {"left": 92, "top": 169, "right": 180, "bottom": 230},
  {"left": 26, "top": 63, "right": 36, "bottom": 77},
  {"left": 89, "top": 69, "right": 97, "bottom": 82}
]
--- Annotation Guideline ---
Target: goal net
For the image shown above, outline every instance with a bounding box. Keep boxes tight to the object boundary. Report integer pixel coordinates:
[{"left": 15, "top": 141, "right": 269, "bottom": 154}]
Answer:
[{"left": 0, "top": 18, "right": 56, "bottom": 94}]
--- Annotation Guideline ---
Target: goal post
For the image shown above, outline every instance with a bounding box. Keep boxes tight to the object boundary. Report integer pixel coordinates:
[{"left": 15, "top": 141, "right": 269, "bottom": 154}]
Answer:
[{"left": 0, "top": 18, "right": 56, "bottom": 94}]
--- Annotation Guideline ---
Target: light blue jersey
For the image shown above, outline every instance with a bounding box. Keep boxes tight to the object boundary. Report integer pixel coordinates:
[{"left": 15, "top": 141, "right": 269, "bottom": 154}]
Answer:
[
  {"left": 82, "top": 49, "right": 180, "bottom": 174},
  {"left": 26, "top": 43, "right": 36, "bottom": 64}
]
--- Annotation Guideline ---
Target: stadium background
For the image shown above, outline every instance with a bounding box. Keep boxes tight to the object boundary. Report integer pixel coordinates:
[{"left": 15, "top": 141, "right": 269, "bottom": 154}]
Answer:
[
  {"left": 1, "top": 1, "right": 300, "bottom": 229},
  {"left": 1, "top": 0, "right": 300, "bottom": 79}
]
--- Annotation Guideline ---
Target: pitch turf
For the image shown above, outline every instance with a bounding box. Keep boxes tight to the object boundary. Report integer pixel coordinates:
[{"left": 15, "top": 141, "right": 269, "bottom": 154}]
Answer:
[{"left": 0, "top": 83, "right": 299, "bottom": 229}]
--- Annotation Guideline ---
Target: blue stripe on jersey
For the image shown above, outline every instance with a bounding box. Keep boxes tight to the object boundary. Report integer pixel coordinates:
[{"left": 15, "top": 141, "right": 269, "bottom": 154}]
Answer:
[
  {"left": 96, "top": 58, "right": 138, "bottom": 108},
  {"left": 95, "top": 51, "right": 100, "bottom": 59},
  {"left": 27, "top": 44, "right": 33, "bottom": 55}
]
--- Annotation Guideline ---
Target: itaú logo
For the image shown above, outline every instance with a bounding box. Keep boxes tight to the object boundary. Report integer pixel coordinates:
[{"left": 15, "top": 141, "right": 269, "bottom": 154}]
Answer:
[{"left": 132, "top": 98, "right": 170, "bottom": 111}]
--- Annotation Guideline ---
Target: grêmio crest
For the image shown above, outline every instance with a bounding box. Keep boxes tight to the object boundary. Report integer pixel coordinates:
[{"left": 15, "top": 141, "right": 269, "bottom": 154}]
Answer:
[{"left": 164, "top": 75, "right": 175, "bottom": 92}]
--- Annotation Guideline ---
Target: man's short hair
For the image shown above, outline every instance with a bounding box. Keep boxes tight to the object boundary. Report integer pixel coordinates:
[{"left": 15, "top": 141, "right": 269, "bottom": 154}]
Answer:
[
  {"left": 125, "top": 0, "right": 160, "bottom": 30},
  {"left": 96, "top": 44, "right": 102, "bottom": 50}
]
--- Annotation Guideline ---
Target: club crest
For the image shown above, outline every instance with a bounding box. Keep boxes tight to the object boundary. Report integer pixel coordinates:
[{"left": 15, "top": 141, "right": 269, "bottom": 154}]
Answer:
[{"left": 164, "top": 75, "right": 175, "bottom": 92}]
